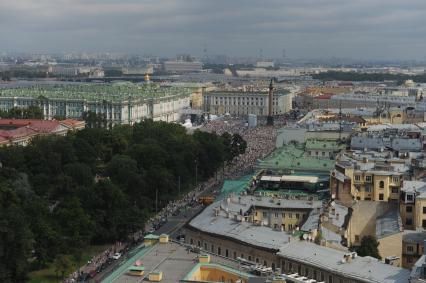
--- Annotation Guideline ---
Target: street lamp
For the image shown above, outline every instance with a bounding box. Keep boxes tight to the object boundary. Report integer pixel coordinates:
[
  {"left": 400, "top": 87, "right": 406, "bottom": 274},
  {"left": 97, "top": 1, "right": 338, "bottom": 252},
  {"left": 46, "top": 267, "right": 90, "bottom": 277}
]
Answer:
[{"left": 194, "top": 159, "right": 198, "bottom": 188}]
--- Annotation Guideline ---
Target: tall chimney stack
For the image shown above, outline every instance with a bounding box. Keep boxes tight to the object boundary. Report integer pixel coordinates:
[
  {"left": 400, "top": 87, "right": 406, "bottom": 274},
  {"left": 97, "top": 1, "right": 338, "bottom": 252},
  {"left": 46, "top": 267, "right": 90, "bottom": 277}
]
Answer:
[{"left": 267, "top": 78, "right": 274, "bottom": 126}]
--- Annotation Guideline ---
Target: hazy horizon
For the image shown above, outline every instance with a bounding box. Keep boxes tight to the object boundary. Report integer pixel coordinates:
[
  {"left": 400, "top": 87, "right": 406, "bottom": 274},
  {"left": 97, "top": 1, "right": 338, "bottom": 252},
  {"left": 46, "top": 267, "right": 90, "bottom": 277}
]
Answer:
[{"left": 1, "top": 0, "right": 426, "bottom": 60}]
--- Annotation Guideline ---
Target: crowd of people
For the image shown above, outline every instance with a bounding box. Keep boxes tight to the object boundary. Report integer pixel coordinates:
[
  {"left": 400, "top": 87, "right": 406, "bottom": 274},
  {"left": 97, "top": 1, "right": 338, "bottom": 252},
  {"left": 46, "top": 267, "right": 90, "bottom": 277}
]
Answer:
[
  {"left": 64, "top": 242, "right": 127, "bottom": 283},
  {"left": 201, "top": 117, "right": 283, "bottom": 179}
]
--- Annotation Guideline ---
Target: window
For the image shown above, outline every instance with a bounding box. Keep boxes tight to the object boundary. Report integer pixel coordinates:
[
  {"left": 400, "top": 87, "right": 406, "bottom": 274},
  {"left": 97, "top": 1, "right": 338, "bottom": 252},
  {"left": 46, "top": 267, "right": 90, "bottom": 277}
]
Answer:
[
  {"left": 392, "top": 188, "right": 398, "bottom": 194},
  {"left": 274, "top": 213, "right": 278, "bottom": 218},
  {"left": 355, "top": 175, "right": 361, "bottom": 181},
  {"left": 322, "top": 152, "right": 325, "bottom": 157},
  {"left": 365, "top": 175, "right": 372, "bottom": 182},
  {"left": 423, "top": 220, "right": 426, "bottom": 228},
  {"left": 241, "top": 254, "right": 244, "bottom": 259},
  {"left": 289, "top": 224, "right": 293, "bottom": 230},
  {"left": 233, "top": 251, "right": 237, "bottom": 259},
  {"left": 226, "top": 249, "right": 229, "bottom": 257},
  {"left": 365, "top": 186, "right": 371, "bottom": 193},
  {"left": 218, "top": 247, "right": 221, "bottom": 255},
  {"left": 379, "top": 194, "right": 384, "bottom": 201},
  {"left": 329, "top": 275, "right": 333, "bottom": 283},
  {"left": 190, "top": 239, "right": 193, "bottom": 245},
  {"left": 204, "top": 243, "right": 207, "bottom": 250},
  {"left": 282, "top": 224, "right": 286, "bottom": 230},
  {"left": 248, "top": 256, "right": 252, "bottom": 261},
  {"left": 282, "top": 213, "right": 285, "bottom": 218},
  {"left": 211, "top": 245, "right": 214, "bottom": 252},
  {"left": 407, "top": 194, "right": 414, "bottom": 201},
  {"left": 263, "top": 211, "right": 268, "bottom": 217},
  {"left": 296, "top": 213, "right": 300, "bottom": 219},
  {"left": 197, "top": 241, "right": 201, "bottom": 247},
  {"left": 288, "top": 213, "right": 293, "bottom": 218},
  {"left": 393, "top": 176, "right": 399, "bottom": 183},
  {"left": 256, "top": 258, "right": 259, "bottom": 263},
  {"left": 355, "top": 235, "right": 360, "bottom": 243},
  {"left": 407, "top": 245, "right": 414, "bottom": 252},
  {"left": 406, "top": 218, "right": 413, "bottom": 225},
  {"left": 379, "top": 181, "right": 385, "bottom": 189}
]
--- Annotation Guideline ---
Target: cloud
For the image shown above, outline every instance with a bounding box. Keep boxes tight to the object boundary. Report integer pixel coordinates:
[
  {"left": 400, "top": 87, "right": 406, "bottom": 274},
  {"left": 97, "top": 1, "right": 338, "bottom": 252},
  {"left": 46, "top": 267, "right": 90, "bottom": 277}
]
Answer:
[{"left": 0, "top": 0, "right": 425, "bottom": 59}]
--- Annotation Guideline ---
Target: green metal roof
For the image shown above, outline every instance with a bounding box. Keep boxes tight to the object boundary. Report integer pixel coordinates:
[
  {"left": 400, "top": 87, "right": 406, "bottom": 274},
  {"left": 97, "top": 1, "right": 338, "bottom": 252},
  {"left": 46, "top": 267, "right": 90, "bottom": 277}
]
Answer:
[
  {"left": 144, "top": 234, "right": 160, "bottom": 240},
  {"left": 0, "top": 82, "right": 196, "bottom": 102},
  {"left": 305, "top": 139, "right": 346, "bottom": 151},
  {"left": 128, "top": 266, "right": 145, "bottom": 271},
  {"left": 256, "top": 143, "right": 335, "bottom": 172},
  {"left": 217, "top": 175, "right": 253, "bottom": 200}
]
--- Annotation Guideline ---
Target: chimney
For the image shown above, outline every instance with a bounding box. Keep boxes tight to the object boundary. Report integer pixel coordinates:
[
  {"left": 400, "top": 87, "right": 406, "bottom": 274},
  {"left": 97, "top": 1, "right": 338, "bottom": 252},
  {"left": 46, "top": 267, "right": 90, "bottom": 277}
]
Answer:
[
  {"left": 336, "top": 213, "right": 339, "bottom": 220},
  {"left": 332, "top": 208, "right": 336, "bottom": 215}
]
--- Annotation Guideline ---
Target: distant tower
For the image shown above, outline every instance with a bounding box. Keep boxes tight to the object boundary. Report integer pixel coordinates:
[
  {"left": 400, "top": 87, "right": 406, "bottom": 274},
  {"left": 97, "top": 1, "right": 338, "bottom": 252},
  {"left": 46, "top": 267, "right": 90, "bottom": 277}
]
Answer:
[
  {"left": 267, "top": 78, "right": 274, "bottom": 126},
  {"left": 203, "top": 43, "right": 208, "bottom": 58}
]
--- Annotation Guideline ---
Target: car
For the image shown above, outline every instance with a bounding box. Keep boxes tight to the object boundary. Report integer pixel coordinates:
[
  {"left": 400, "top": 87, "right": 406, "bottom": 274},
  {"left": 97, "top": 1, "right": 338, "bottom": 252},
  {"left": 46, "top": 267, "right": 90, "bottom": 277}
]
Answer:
[{"left": 111, "top": 252, "right": 121, "bottom": 260}]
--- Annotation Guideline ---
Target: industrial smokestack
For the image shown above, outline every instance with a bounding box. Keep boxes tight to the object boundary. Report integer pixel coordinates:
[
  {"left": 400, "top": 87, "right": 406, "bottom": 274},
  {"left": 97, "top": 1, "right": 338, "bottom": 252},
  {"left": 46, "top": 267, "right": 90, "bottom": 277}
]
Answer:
[{"left": 267, "top": 78, "right": 274, "bottom": 126}]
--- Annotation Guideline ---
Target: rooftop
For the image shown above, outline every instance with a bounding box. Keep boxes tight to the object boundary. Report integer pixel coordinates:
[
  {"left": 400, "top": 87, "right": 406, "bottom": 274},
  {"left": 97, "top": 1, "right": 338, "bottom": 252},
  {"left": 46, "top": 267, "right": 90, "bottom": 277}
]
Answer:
[
  {"left": 305, "top": 139, "right": 346, "bottom": 151},
  {"left": 110, "top": 242, "right": 245, "bottom": 283},
  {"left": 278, "top": 240, "right": 410, "bottom": 283},
  {"left": 0, "top": 82, "right": 195, "bottom": 102},
  {"left": 403, "top": 230, "right": 426, "bottom": 245},
  {"left": 256, "top": 144, "right": 336, "bottom": 173},
  {"left": 376, "top": 208, "right": 403, "bottom": 239},
  {"left": 188, "top": 195, "right": 322, "bottom": 250}
]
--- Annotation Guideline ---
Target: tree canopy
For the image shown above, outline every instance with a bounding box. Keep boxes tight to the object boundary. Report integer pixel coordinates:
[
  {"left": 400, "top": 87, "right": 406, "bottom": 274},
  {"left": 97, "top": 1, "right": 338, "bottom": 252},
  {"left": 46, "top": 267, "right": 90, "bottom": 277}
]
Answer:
[
  {"left": 312, "top": 71, "right": 426, "bottom": 84},
  {"left": 0, "top": 119, "right": 244, "bottom": 282},
  {"left": 355, "top": 235, "right": 381, "bottom": 260}
]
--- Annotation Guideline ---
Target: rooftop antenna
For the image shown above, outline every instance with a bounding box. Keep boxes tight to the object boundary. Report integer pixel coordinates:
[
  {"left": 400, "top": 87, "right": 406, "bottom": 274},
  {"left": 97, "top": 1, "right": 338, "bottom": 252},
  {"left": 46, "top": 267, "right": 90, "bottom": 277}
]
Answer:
[{"left": 203, "top": 43, "right": 208, "bottom": 58}]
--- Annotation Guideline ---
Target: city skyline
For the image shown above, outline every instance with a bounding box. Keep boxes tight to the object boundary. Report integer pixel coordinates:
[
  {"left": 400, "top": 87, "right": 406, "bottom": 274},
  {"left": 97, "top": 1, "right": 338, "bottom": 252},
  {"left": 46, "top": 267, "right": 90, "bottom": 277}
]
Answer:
[{"left": 1, "top": 0, "right": 426, "bottom": 60}]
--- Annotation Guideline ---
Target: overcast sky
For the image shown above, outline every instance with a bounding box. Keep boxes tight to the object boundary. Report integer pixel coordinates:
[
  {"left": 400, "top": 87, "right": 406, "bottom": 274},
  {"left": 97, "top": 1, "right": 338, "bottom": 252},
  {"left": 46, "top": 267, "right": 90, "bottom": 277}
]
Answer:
[{"left": 1, "top": 0, "right": 425, "bottom": 60}]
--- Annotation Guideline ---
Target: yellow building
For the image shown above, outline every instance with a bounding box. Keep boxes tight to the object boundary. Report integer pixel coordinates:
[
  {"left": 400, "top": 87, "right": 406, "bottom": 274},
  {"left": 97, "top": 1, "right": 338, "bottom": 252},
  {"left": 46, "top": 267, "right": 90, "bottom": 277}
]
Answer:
[
  {"left": 183, "top": 263, "right": 252, "bottom": 283},
  {"left": 252, "top": 207, "right": 310, "bottom": 232},
  {"left": 331, "top": 158, "right": 405, "bottom": 204},
  {"left": 402, "top": 231, "right": 426, "bottom": 269},
  {"left": 400, "top": 181, "right": 426, "bottom": 229}
]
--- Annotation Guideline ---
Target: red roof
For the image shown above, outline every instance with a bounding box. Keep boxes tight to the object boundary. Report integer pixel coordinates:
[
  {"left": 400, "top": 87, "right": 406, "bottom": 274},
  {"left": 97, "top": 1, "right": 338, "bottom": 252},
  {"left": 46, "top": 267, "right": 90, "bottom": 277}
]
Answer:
[
  {"left": 60, "top": 119, "right": 85, "bottom": 129},
  {"left": 314, "top": 93, "right": 334, "bottom": 100},
  {"left": 0, "top": 127, "right": 38, "bottom": 139},
  {"left": 0, "top": 119, "right": 61, "bottom": 133}
]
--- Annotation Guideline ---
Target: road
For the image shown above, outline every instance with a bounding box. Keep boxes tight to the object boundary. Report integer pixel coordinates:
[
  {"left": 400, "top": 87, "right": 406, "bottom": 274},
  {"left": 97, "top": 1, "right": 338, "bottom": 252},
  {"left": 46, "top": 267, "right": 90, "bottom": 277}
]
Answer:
[{"left": 89, "top": 180, "right": 222, "bottom": 283}]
